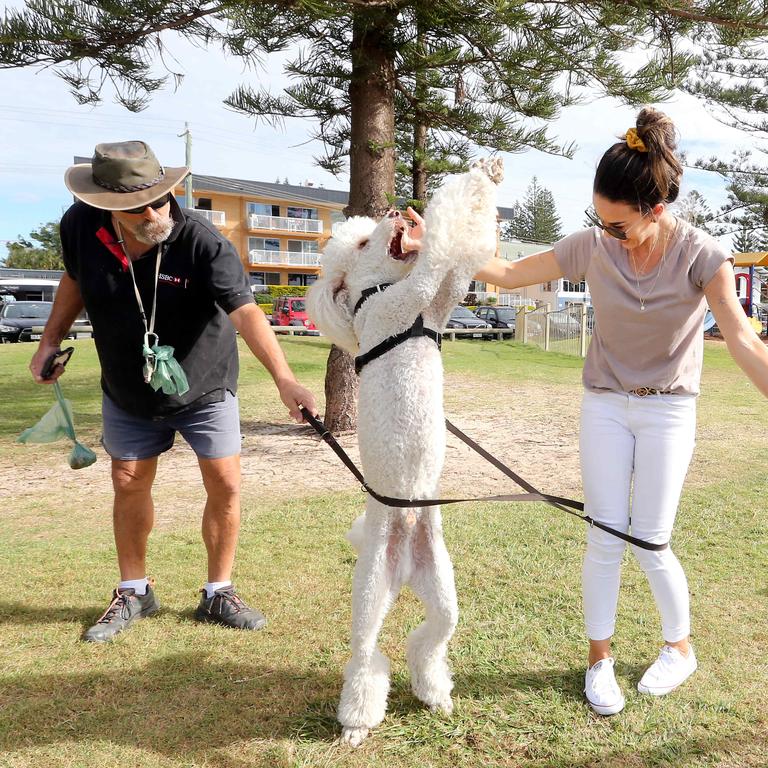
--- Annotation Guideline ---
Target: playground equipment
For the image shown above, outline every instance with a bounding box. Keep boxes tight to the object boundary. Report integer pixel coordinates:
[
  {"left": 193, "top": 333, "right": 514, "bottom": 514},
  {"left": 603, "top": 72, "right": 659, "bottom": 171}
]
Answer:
[{"left": 705, "top": 252, "right": 767, "bottom": 335}]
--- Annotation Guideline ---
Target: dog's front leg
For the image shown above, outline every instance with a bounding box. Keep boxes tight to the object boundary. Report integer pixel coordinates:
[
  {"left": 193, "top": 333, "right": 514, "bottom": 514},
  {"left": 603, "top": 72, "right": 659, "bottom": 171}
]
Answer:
[
  {"left": 406, "top": 508, "right": 459, "bottom": 714},
  {"left": 338, "top": 501, "right": 400, "bottom": 747}
]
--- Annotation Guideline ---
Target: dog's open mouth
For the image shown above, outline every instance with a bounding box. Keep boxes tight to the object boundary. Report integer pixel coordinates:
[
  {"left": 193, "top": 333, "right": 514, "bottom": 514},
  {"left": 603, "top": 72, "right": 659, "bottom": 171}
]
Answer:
[{"left": 389, "top": 227, "right": 417, "bottom": 262}]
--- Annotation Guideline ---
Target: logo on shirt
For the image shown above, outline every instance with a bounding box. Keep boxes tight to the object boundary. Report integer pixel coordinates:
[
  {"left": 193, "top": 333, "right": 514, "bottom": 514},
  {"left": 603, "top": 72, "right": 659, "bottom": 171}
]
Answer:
[{"left": 159, "top": 273, "right": 189, "bottom": 289}]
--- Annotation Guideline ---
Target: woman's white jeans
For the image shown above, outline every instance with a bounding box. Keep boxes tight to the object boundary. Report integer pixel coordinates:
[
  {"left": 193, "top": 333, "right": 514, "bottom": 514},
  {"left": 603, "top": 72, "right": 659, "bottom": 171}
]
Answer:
[{"left": 580, "top": 390, "right": 697, "bottom": 643}]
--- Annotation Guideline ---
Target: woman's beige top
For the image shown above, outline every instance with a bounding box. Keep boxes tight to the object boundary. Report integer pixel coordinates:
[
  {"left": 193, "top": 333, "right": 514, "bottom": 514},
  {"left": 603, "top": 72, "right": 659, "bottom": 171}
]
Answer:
[{"left": 553, "top": 220, "right": 732, "bottom": 396}]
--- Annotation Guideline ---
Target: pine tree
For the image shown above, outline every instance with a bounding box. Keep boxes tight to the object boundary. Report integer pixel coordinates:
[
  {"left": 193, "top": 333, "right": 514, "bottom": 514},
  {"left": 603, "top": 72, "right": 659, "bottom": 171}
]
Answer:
[
  {"left": 5, "top": 1, "right": 768, "bottom": 429},
  {"left": 694, "top": 151, "right": 768, "bottom": 248},
  {"left": 733, "top": 224, "right": 758, "bottom": 254},
  {"left": 501, "top": 178, "right": 562, "bottom": 243},
  {"left": 674, "top": 190, "right": 714, "bottom": 232}
]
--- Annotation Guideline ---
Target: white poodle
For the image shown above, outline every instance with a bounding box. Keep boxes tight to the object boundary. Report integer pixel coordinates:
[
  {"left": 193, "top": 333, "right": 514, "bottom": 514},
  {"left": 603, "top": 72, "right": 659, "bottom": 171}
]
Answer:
[{"left": 306, "top": 159, "right": 503, "bottom": 746}]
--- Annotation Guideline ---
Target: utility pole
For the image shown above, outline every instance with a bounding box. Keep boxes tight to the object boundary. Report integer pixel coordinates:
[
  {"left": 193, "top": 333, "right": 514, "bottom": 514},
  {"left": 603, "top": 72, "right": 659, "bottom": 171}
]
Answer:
[{"left": 178, "top": 122, "right": 193, "bottom": 208}]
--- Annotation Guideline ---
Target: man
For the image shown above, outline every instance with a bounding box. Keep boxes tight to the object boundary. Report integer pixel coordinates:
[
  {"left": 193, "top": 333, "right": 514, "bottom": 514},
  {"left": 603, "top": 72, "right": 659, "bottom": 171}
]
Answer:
[{"left": 30, "top": 141, "right": 318, "bottom": 642}]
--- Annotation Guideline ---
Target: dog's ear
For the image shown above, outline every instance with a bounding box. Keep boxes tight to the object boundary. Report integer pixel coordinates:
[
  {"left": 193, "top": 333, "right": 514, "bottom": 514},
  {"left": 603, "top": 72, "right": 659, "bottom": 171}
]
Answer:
[{"left": 306, "top": 274, "right": 359, "bottom": 354}]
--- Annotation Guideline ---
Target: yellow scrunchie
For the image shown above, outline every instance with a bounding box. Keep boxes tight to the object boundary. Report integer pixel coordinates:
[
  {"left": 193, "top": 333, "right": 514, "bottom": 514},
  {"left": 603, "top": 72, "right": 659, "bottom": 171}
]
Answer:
[{"left": 626, "top": 127, "right": 648, "bottom": 153}]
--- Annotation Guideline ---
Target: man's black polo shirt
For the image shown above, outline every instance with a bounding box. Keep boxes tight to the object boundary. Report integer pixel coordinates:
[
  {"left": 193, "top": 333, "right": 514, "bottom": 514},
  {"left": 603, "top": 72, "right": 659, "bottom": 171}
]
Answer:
[{"left": 60, "top": 197, "right": 254, "bottom": 418}]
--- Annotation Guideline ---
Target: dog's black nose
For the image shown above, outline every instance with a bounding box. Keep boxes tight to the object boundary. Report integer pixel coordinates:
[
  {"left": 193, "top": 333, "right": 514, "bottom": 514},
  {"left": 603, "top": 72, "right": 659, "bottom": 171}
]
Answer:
[{"left": 387, "top": 209, "right": 401, "bottom": 219}]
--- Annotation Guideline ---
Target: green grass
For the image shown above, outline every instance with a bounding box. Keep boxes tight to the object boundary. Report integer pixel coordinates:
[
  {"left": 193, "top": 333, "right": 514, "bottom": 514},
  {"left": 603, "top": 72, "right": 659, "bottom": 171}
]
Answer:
[{"left": 0, "top": 338, "right": 766, "bottom": 767}]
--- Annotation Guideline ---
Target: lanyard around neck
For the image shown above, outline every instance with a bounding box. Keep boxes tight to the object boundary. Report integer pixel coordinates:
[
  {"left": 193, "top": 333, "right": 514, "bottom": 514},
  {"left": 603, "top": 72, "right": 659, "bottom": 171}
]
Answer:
[{"left": 115, "top": 221, "right": 162, "bottom": 343}]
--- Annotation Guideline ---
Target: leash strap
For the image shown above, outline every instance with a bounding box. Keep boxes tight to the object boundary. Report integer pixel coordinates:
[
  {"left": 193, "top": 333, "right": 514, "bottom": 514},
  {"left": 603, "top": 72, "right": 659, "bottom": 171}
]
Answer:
[
  {"left": 299, "top": 407, "right": 667, "bottom": 552},
  {"left": 354, "top": 283, "right": 393, "bottom": 315},
  {"left": 354, "top": 315, "right": 442, "bottom": 374}
]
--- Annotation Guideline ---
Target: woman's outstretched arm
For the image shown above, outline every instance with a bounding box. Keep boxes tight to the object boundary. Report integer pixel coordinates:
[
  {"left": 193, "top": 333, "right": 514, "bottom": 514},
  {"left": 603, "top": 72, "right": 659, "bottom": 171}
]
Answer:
[{"left": 474, "top": 248, "right": 563, "bottom": 290}]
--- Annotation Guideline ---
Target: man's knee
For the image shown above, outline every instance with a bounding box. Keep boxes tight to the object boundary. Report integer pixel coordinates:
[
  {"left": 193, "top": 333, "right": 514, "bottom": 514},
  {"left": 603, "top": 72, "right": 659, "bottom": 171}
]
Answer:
[
  {"left": 200, "top": 457, "right": 241, "bottom": 500},
  {"left": 112, "top": 459, "right": 156, "bottom": 495}
]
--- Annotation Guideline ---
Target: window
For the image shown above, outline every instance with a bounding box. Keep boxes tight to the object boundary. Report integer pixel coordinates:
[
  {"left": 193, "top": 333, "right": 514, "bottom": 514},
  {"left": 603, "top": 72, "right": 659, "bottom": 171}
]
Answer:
[
  {"left": 468, "top": 280, "right": 486, "bottom": 293},
  {"left": 249, "top": 272, "right": 280, "bottom": 287},
  {"left": 476, "top": 308, "right": 487, "bottom": 319},
  {"left": 287, "top": 273, "right": 316, "bottom": 286},
  {"left": 562, "top": 279, "right": 587, "bottom": 293},
  {"left": 542, "top": 281, "right": 553, "bottom": 291},
  {"left": 248, "top": 237, "right": 280, "bottom": 253},
  {"left": 287, "top": 240, "right": 319, "bottom": 254},
  {"left": 286, "top": 206, "right": 317, "bottom": 220},
  {"left": 195, "top": 197, "right": 212, "bottom": 211},
  {"left": 248, "top": 202, "right": 280, "bottom": 216}
]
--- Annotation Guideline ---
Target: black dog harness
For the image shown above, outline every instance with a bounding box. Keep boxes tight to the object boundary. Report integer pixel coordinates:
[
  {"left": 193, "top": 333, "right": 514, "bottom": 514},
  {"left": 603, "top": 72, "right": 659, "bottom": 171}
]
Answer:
[{"left": 353, "top": 283, "right": 442, "bottom": 375}]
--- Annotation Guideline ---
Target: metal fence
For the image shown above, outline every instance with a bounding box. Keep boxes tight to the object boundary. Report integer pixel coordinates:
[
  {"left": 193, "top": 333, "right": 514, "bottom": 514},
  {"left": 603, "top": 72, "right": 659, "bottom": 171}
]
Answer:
[{"left": 518, "top": 304, "right": 593, "bottom": 358}]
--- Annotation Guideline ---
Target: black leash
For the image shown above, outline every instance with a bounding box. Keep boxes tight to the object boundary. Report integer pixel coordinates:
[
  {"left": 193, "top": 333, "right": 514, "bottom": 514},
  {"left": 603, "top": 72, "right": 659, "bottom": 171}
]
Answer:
[{"left": 299, "top": 407, "right": 667, "bottom": 552}]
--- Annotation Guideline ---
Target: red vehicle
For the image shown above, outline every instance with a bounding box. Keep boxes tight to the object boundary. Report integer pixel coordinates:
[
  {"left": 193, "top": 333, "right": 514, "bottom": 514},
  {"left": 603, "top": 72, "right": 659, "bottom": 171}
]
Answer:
[{"left": 272, "top": 296, "right": 317, "bottom": 333}]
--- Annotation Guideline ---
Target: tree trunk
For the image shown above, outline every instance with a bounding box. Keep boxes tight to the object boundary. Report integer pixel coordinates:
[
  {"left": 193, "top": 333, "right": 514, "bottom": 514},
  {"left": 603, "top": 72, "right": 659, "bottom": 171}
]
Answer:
[
  {"left": 324, "top": 8, "right": 397, "bottom": 433},
  {"left": 412, "top": 119, "right": 427, "bottom": 205}
]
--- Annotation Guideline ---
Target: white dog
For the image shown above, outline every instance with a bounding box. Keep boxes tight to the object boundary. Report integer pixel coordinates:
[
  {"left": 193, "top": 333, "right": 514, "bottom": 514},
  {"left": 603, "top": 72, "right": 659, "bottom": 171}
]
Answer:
[{"left": 306, "top": 159, "right": 503, "bottom": 746}]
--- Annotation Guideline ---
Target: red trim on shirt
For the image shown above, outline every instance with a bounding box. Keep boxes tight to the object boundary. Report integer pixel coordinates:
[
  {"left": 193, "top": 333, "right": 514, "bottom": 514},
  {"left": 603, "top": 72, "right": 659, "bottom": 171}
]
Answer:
[{"left": 95, "top": 226, "right": 128, "bottom": 271}]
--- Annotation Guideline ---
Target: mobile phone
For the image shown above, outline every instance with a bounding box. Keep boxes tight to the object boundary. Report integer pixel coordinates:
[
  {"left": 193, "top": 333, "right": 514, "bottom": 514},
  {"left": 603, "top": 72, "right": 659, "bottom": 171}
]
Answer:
[{"left": 41, "top": 346, "right": 74, "bottom": 380}]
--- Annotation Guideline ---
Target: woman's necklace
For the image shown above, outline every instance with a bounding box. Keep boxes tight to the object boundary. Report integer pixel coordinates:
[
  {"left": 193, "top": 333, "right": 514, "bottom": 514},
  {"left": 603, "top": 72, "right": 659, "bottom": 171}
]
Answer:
[{"left": 631, "top": 219, "right": 675, "bottom": 312}]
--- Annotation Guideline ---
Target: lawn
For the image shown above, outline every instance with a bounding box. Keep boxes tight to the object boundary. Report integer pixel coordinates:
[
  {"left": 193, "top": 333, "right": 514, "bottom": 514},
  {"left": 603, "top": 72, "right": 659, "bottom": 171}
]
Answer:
[{"left": 0, "top": 337, "right": 766, "bottom": 768}]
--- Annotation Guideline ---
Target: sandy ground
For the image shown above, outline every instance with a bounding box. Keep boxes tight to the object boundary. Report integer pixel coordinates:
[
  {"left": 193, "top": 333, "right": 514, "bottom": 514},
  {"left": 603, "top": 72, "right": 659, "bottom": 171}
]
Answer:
[{"left": 3, "top": 382, "right": 585, "bottom": 515}]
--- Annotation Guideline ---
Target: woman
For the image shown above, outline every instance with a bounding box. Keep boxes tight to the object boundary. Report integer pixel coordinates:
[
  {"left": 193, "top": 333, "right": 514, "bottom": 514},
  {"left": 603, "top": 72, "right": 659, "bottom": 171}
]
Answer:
[{"left": 476, "top": 107, "right": 768, "bottom": 715}]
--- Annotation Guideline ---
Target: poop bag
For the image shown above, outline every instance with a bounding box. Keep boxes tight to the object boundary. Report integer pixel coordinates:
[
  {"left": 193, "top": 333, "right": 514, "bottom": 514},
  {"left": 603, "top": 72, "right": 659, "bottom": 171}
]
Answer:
[{"left": 17, "top": 381, "right": 97, "bottom": 469}]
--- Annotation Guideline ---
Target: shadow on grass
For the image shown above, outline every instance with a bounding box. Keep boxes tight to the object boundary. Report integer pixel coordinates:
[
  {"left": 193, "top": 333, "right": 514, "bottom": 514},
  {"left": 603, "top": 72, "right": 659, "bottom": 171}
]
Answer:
[
  {"left": 1, "top": 650, "right": 765, "bottom": 767},
  {"left": 0, "top": 600, "right": 100, "bottom": 626},
  {"left": 0, "top": 653, "right": 341, "bottom": 765}
]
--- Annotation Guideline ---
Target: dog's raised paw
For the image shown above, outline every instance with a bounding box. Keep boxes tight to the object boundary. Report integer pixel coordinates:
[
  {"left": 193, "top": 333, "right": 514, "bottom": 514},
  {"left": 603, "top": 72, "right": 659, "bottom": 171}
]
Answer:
[
  {"left": 341, "top": 726, "right": 370, "bottom": 747},
  {"left": 471, "top": 156, "right": 504, "bottom": 185}
]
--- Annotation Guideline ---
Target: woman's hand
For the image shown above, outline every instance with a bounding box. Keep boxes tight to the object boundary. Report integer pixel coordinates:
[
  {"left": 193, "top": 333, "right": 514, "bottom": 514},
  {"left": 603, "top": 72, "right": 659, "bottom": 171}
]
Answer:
[{"left": 401, "top": 206, "right": 424, "bottom": 253}]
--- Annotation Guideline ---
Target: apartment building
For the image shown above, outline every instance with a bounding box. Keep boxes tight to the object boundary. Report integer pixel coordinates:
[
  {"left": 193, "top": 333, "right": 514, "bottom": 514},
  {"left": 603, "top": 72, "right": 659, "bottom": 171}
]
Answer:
[
  {"left": 172, "top": 175, "right": 348, "bottom": 291},
  {"left": 173, "top": 173, "right": 519, "bottom": 294},
  {"left": 74, "top": 156, "right": 516, "bottom": 295}
]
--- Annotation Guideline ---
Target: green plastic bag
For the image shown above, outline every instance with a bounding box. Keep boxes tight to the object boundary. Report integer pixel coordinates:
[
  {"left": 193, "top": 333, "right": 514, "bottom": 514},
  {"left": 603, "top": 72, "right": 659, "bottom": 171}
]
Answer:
[
  {"left": 143, "top": 341, "right": 189, "bottom": 395},
  {"left": 17, "top": 381, "right": 97, "bottom": 469}
]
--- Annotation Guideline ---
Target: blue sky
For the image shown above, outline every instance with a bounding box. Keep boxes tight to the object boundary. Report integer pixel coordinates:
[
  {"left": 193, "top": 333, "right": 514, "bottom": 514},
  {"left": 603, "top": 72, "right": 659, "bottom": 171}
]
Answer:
[{"left": 0, "top": 29, "right": 759, "bottom": 258}]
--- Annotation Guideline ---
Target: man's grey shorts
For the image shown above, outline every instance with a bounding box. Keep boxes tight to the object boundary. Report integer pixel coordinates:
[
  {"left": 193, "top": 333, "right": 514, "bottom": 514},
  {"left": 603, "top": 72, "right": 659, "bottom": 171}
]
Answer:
[{"left": 102, "top": 391, "right": 241, "bottom": 461}]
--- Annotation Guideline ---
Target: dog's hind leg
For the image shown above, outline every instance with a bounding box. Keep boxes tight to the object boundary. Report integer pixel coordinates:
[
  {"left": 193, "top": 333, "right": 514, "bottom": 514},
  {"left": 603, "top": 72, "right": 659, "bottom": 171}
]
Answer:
[
  {"left": 406, "top": 509, "right": 459, "bottom": 714},
  {"left": 338, "top": 504, "right": 401, "bottom": 747}
]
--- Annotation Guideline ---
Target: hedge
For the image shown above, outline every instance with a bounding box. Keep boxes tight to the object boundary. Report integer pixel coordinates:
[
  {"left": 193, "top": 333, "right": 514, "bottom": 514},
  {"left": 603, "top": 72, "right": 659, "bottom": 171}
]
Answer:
[{"left": 267, "top": 285, "right": 309, "bottom": 298}]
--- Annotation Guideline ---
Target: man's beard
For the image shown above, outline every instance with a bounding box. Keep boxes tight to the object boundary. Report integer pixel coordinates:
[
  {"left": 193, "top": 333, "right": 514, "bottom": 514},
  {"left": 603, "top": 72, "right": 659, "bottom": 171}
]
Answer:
[{"left": 132, "top": 216, "right": 174, "bottom": 245}]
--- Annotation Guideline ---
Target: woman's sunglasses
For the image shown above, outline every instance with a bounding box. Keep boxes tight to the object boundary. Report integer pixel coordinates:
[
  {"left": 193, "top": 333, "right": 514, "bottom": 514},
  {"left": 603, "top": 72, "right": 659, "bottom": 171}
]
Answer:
[
  {"left": 585, "top": 206, "right": 649, "bottom": 240},
  {"left": 121, "top": 193, "right": 171, "bottom": 215}
]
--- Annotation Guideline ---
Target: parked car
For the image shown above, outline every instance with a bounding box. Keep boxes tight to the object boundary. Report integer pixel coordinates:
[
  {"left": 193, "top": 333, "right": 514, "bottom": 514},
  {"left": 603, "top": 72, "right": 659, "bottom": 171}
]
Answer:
[
  {"left": 475, "top": 305, "right": 517, "bottom": 336},
  {"left": 0, "top": 301, "right": 56, "bottom": 343},
  {"left": 271, "top": 296, "right": 317, "bottom": 334},
  {"left": 445, "top": 306, "right": 492, "bottom": 338}
]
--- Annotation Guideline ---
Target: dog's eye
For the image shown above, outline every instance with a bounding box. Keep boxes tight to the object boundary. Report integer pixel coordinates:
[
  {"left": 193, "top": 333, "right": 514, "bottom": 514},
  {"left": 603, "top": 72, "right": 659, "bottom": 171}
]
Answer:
[{"left": 358, "top": 239, "right": 368, "bottom": 249}]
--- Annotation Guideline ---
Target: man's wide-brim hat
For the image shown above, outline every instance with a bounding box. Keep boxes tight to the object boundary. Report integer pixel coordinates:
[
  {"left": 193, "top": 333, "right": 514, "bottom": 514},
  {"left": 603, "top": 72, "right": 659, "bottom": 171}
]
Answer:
[{"left": 64, "top": 140, "right": 190, "bottom": 211}]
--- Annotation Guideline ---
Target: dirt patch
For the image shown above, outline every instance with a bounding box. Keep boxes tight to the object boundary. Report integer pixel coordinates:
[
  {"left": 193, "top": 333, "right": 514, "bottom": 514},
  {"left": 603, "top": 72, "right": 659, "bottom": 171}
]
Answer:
[
  {"left": 3, "top": 381, "right": 583, "bottom": 513},
  {"left": 2, "top": 377, "right": 741, "bottom": 522}
]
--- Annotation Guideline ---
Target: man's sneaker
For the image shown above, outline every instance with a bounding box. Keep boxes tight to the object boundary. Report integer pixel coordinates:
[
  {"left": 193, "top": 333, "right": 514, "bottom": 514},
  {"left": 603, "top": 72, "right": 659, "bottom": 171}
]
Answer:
[
  {"left": 585, "top": 657, "right": 625, "bottom": 716},
  {"left": 83, "top": 586, "right": 159, "bottom": 643},
  {"left": 637, "top": 645, "right": 697, "bottom": 696},
  {"left": 194, "top": 585, "right": 267, "bottom": 630}
]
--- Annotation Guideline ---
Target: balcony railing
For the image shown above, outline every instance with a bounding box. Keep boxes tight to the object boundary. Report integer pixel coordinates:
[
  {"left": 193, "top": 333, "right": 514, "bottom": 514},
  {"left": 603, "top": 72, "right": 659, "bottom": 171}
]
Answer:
[
  {"left": 248, "top": 214, "right": 323, "bottom": 233},
  {"left": 248, "top": 250, "right": 321, "bottom": 267},
  {"left": 194, "top": 209, "right": 226, "bottom": 226}
]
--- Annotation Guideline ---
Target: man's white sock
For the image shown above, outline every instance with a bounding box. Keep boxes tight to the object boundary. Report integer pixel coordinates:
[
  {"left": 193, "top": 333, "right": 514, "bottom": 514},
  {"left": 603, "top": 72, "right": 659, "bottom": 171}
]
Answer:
[
  {"left": 119, "top": 577, "right": 149, "bottom": 595},
  {"left": 204, "top": 581, "right": 232, "bottom": 599}
]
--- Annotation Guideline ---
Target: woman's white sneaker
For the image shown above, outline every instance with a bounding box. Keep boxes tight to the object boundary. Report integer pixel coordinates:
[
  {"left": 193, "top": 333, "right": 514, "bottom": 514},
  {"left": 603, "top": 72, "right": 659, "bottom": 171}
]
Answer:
[
  {"left": 585, "top": 657, "right": 625, "bottom": 716},
  {"left": 637, "top": 645, "right": 697, "bottom": 696}
]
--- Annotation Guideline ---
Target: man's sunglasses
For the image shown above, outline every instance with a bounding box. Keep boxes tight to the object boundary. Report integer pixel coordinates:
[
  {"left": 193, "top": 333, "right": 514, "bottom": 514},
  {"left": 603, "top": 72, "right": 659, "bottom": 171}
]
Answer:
[
  {"left": 122, "top": 194, "right": 171, "bottom": 215},
  {"left": 585, "top": 206, "right": 649, "bottom": 241}
]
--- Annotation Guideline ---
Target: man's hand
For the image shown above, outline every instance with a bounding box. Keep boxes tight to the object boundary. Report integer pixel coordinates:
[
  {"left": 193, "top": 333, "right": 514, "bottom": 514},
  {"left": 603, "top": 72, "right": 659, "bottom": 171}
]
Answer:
[
  {"left": 30, "top": 342, "right": 64, "bottom": 384},
  {"left": 401, "top": 206, "right": 424, "bottom": 253},
  {"left": 277, "top": 378, "right": 319, "bottom": 423}
]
